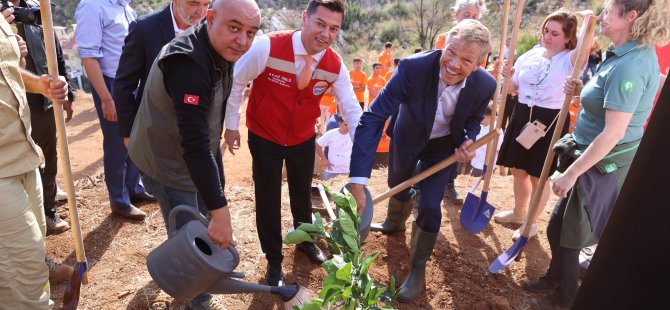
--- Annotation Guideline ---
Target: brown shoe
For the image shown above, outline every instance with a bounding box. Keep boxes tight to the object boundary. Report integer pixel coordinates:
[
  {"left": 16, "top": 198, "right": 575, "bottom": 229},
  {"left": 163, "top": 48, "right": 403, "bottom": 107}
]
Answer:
[
  {"left": 111, "top": 204, "right": 146, "bottom": 220},
  {"left": 523, "top": 277, "right": 557, "bottom": 294},
  {"left": 46, "top": 215, "right": 70, "bottom": 235},
  {"left": 46, "top": 255, "right": 73, "bottom": 283}
]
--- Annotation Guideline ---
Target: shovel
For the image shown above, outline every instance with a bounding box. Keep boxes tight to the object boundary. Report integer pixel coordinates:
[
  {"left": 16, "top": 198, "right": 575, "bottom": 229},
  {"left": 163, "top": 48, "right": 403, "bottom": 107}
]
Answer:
[
  {"left": 489, "top": 15, "right": 597, "bottom": 273},
  {"left": 37, "top": 0, "right": 89, "bottom": 307},
  {"left": 460, "top": 0, "right": 513, "bottom": 235}
]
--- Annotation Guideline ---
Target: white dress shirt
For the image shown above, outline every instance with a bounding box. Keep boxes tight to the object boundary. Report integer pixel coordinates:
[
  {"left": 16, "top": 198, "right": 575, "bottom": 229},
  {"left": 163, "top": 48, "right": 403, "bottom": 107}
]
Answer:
[
  {"left": 169, "top": 3, "right": 185, "bottom": 36},
  {"left": 430, "top": 74, "right": 466, "bottom": 139},
  {"left": 226, "top": 31, "right": 362, "bottom": 140}
]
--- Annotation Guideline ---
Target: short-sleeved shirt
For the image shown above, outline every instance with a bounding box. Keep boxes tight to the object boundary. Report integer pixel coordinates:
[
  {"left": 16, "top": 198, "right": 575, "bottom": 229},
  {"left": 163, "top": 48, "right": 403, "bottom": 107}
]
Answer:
[
  {"left": 513, "top": 47, "right": 575, "bottom": 109},
  {"left": 367, "top": 75, "right": 386, "bottom": 104},
  {"left": 349, "top": 69, "right": 367, "bottom": 102},
  {"left": 574, "top": 40, "right": 660, "bottom": 145},
  {"left": 378, "top": 51, "right": 392, "bottom": 76},
  {"left": 317, "top": 129, "right": 352, "bottom": 173}
]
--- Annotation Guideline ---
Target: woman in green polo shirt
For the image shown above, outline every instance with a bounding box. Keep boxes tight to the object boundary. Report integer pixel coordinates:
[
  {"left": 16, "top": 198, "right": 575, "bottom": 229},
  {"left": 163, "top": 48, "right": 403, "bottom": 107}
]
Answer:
[{"left": 523, "top": 0, "right": 670, "bottom": 309}]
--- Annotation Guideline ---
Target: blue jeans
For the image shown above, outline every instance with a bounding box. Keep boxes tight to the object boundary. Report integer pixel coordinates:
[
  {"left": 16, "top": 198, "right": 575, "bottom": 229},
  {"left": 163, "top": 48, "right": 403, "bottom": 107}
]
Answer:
[
  {"left": 141, "top": 174, "right": 211, "bottom": 303},
  {"left": 90, "top": 75, "right": 145, "bottom": 209}
]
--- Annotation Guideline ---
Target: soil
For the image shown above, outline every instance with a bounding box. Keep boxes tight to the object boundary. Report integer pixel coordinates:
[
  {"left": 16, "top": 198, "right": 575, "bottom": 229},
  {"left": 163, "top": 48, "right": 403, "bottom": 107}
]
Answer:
[{"left": 48, "top": 91, "right": 558, "bottom": 309}]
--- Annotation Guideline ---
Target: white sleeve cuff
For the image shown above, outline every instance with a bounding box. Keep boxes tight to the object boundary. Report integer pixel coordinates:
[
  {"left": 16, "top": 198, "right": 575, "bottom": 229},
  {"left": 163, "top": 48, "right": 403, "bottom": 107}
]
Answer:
[{"left": 350, "top": 177, "right": 369, "bottom": 186}]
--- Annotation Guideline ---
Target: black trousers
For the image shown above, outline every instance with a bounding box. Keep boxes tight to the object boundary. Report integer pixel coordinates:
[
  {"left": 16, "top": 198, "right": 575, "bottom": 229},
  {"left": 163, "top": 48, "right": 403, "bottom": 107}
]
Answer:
[
  {"left": 248, "top": 131, "right": 315, "bottom": 264},
  {"left": 28, "top": 103, "right": 58, "bottom": 218},
  {"left": 545, "top": 195, "right": 581, "bottom": 304}
]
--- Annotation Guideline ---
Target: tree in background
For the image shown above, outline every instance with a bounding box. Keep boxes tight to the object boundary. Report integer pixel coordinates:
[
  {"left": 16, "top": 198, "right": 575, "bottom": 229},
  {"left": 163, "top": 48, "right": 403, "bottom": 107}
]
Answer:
[{"left": 409, "top": 0, "right": 450, "bottom": 49}]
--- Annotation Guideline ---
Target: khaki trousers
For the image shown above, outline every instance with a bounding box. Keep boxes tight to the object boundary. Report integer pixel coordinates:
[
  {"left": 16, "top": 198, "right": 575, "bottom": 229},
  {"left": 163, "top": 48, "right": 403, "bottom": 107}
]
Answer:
[{"left": 0, "top": 168, "right": 49, "bottom": 309}]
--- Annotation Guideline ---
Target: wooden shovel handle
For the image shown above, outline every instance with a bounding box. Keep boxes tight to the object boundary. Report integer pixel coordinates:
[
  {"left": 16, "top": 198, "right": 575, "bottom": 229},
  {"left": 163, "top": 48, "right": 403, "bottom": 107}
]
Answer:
[
  {"left": 480, "top": 0, "right": 513, "bottom": 193},
  {"left": 39, "top": 0, "right": 88, "bottom": 283},
  {"left": 521, "top": 15, "right": 597, "bottom": 238},
  {"left": 372, "top": 129, "right": 501, "bottom": 205},
  {"left": 317, "top": 184, "right": 337, "bottom": 221}
]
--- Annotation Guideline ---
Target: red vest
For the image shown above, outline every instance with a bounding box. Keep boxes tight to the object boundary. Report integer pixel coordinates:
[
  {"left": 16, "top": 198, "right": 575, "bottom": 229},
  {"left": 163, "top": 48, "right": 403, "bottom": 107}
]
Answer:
[{"left": 247, "top": 31, "right": 342, "bottom": 146}]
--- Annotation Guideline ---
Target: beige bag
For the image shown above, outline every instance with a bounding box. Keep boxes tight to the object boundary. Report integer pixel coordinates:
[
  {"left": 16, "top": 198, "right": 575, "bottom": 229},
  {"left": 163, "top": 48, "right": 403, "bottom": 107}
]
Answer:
[{"left": 515, "top": 106, "right": 558, "bottom": 150}]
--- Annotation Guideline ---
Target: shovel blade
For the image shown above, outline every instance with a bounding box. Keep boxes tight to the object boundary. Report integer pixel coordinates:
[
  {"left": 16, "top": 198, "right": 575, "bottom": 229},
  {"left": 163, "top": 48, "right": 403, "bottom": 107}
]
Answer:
[
  {"left": 489, "top": 236, "right": 528, "bottom": 273},
  {"left": 62, "top": 261, "right": 87, "bottom": 310},
  {"left": 460, "top": 192, "right": 495, "bottom": 234}
]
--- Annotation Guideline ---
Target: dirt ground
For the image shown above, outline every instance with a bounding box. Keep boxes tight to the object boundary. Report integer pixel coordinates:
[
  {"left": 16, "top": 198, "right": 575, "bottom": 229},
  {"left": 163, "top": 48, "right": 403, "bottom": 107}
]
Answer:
[{"left": 48, "top": 91, "right": 558, "bottom": 309}]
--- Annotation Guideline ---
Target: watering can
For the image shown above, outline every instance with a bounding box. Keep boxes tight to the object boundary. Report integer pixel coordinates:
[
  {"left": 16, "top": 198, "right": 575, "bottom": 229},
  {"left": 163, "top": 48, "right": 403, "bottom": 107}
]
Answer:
[{"left": 147, "top": 205, "right": 300, "bottom": 301}]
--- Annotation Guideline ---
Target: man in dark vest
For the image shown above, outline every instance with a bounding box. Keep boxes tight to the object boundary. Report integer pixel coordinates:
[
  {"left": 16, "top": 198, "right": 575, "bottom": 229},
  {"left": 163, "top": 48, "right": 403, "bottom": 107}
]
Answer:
[
  {"left": 224, "top": 0, "right": 362, "bottom": 287},
  {"left": 127, "top": 0, "right": 260, "bottom": 308}
]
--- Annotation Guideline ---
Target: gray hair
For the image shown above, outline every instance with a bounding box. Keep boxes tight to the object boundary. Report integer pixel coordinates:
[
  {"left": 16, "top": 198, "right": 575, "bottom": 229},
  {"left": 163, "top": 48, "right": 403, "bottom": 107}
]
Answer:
[
  {"left": 452, "top": 0, "right": 488, "bottom": 19},
  {"left": 446, "top": 19, "right": 492, "bottom": 64}
]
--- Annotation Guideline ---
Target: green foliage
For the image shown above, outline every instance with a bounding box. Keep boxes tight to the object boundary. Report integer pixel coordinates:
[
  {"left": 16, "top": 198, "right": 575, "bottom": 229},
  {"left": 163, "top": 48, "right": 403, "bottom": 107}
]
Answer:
[
  {"left": 378, "top": 22, "right": 402, "bottom": 46},
  {"left": 516, "top": 30, "right": 541, "bottom": 59},
  {"left": 283, "top": 186, "right": 397, "bottom": 309}
]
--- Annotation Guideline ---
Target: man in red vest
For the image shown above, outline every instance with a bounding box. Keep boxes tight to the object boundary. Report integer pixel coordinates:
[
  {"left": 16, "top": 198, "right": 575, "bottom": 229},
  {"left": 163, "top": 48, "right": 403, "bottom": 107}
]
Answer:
[{"left": 224, "top": 0, "right": 362, "bottom": 286}]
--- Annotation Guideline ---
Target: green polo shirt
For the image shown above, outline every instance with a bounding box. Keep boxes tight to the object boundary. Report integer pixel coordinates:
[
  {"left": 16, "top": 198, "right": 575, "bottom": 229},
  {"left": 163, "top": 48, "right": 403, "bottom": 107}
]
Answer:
[{"left": 573, "top": 39, "right": 659, "bottom": 145}]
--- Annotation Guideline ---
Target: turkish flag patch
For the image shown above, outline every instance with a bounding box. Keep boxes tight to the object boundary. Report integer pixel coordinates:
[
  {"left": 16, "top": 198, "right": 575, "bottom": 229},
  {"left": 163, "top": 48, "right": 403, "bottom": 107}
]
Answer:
[{"left": 183, "top": 94, "right": 200, "bottom": 105}]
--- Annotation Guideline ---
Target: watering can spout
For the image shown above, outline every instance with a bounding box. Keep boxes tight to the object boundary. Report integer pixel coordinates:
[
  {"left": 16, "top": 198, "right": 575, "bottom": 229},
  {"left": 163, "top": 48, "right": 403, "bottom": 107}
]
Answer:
[{"left": 210, "top": 278, "right": 300, "bottom": 302}]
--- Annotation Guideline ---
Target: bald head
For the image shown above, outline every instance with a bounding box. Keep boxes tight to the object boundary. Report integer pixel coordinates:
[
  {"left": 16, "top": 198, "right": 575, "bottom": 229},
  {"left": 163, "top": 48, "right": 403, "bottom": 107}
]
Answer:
[{"left": 206, "top": 0, "right": 261, "bottom": 62}]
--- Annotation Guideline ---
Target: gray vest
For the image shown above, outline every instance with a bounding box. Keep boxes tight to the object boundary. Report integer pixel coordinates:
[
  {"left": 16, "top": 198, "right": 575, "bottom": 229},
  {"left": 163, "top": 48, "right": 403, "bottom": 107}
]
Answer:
[{"left": 128, "top": 46, "right": 225, "bottom": 192}]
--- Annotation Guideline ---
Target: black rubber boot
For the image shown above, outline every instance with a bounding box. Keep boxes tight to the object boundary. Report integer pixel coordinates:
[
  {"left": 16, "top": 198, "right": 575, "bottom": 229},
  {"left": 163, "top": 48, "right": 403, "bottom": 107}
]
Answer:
[
  {"left": 396, "top": 222, "right": 438, "bottom": 302},
  {"left": 369, "top": 191, "right": 415, "bottom": 234}
]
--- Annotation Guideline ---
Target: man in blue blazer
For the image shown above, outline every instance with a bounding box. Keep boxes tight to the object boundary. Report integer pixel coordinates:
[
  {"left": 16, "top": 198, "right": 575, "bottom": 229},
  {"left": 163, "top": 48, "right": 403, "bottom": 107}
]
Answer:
[
  {"left": 349, "top": 20, "right": 496, "bottom": 302},
  {"left": 114, "top": 0, "right": 210, "bottom": 146}
]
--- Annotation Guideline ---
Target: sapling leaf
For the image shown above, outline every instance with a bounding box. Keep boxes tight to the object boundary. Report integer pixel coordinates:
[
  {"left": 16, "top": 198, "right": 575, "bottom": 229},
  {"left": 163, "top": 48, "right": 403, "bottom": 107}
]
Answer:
[
  {"left": 338, "top": 208, "right": 357, "bottom": 237},
  {"left": 330, "top": 191, "right": 350, "bottom": 209},
  {"left": 360, "top": 252, "right": 380, "bottom": 275},
  {"left": 320, "top": 284, "right": 344, "bottom": 300},
  {"left": 343, "top": 233, "right": 359, "bottom": 252},
  {"left": 297, "top": 222, "right": 319, "bottom": 233},
  {"left": 323, "top": 274, "right": 345, "bottom": 287},
  {"left": 299, "top": 301, "right": 322, "bottom": 310},
  {"left": 335, "top": 263, "right": 352, "bottom": 282},
  {"left": 282, "top": 229, "right": 314, "bottom": 244},
  {"left": 314, "top": 212, "right": 324, "bottom": 231},
  {"left": 342, "top": 286, "right": 352, "bottom": 299},
  {"left": 322, "top": 260, "right": 338, "bottom": 274}
]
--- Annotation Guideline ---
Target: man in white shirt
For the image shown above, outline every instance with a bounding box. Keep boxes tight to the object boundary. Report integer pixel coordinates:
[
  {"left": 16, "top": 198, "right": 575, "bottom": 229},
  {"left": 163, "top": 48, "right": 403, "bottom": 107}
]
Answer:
[{"left": 223, "top": 0, "right": 362, "bottom": 287}]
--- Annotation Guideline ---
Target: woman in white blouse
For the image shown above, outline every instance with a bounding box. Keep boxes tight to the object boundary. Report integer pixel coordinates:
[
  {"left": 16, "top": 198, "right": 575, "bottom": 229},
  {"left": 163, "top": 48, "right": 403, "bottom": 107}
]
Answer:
[{"left": 494, "top": 9, "right": 588, "bottom": 239}]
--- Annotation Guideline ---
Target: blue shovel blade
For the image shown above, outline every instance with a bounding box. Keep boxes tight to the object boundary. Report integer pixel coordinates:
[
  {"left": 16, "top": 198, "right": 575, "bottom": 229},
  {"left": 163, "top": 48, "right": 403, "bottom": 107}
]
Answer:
[
  {"left": 460, "top": 192, "right": 496, "bottom": 234},
  {"left": 489, "top": 236, "right": 528, "bottom": 273}
]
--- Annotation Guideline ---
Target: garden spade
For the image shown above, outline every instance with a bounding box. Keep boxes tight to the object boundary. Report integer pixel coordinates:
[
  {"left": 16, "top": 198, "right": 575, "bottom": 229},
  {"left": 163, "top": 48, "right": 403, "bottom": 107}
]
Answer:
[
  {"left": 38, "top": 0, "right": 88, "bottom": 307},
  {"left": 460, "top": 0, "right": 513, "bottom": 235},
  {"left": 490, "top": 14, "right": 597, "bottom": 273}
]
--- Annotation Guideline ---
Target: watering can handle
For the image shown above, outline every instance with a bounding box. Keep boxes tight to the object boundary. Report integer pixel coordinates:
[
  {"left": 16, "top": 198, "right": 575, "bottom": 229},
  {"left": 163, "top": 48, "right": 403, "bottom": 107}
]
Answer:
[
  {"left": 168, "top": 205, "right": 211, "bottom": 238},
  {"left": 168, "top": 205, "right": 242, "bottom": 268}
]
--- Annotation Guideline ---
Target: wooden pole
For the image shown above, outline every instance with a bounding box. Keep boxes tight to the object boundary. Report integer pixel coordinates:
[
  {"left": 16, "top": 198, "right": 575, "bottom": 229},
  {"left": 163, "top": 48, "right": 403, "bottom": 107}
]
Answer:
[{"left": 39, "top": 0, "right": 88, "bottom": 283}]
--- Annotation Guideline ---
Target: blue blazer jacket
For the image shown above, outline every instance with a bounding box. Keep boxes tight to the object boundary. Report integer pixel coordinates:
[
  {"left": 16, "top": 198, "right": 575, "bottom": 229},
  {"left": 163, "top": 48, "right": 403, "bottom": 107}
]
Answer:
[
  {"left": 114, "top": 5, "right": 176, "bottom": 138},
  {"left": 350, "top": 50, "right": 496, "bottom": 178}
]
